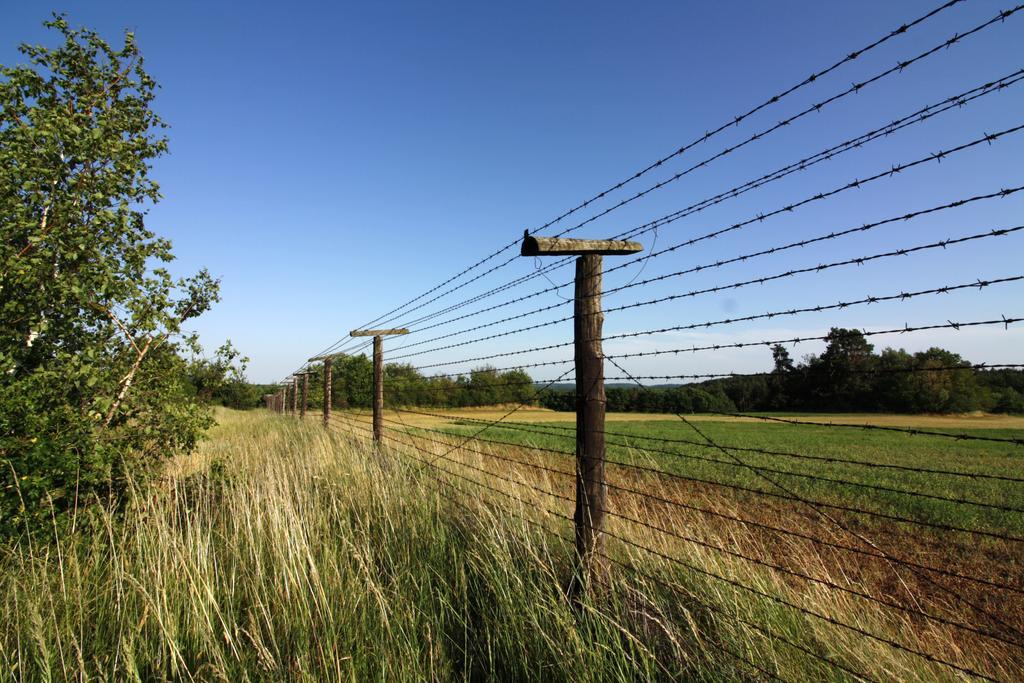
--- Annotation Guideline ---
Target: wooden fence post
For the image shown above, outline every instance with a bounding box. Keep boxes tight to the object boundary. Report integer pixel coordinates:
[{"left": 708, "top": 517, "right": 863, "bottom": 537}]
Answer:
[
  {"left": 350, "top": 328, "right": 410, "bottom": 444},
  {"left": 521, "top": 231, "right": 642, "bottom": 600},
  {"left": 323, "top": 358, "right": 332, "bottom": 427},
  {"left": 574, "top": 253, "right": 605, "bottom": 597},
  {"left": 309, "top": 352, "right": 346, "bottom": 429},
  {"left": 300, "top": 372, "right": 308, "bottom": 419},
  {"left": 372, "top": 336, "right": 383, "bottom": 441}
]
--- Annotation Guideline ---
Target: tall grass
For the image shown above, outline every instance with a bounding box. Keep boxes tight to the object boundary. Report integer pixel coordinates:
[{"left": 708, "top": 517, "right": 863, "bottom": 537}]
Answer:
[{"left": 1, "top": 409, "right": 1016, "bottom": 681}]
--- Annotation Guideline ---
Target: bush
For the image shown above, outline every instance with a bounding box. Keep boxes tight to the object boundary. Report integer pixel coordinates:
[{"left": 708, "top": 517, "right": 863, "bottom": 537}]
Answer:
[{"left": 0, "top": 17, "right": 222, "bottom": 538}]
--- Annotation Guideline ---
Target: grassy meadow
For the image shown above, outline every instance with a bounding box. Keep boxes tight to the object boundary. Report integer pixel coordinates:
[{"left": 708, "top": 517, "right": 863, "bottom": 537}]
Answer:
[
  {"left": 403, "top": 410, "right": 1024, "bottom": 537},
  {"left": 2, "top": 408, "right": 1022, "bottom": 681}
]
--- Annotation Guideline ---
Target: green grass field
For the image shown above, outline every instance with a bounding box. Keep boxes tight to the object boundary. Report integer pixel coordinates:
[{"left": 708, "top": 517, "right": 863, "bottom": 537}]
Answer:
[{"left": 422, "top": 415, "right": 1024, "bottom": 538}]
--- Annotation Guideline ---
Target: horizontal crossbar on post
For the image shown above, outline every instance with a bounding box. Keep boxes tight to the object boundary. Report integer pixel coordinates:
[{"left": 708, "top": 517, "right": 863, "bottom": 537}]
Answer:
[
  {"left": 308, "top": 351, "right": 348, "bottom": 362},
  {"left": 350, "top": 328, "right": 410, "bottom": 337},
  {"left": 521, "top": 231, "right": 642, "bottom": 256}
]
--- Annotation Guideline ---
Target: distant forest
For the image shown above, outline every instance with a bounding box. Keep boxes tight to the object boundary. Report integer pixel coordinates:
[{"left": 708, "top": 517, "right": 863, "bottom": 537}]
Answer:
[
  {"left": 538, "top": 328, "right": 1024, "bottom": 415},
  {"left": 265, "top": 355, "right": 537, "bottom": 412},
  {"left": 255, "top": 328, "right": 1022, "bottom": 415}
]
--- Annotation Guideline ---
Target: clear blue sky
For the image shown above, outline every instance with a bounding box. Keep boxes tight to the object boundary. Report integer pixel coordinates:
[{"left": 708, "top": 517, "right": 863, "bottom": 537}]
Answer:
[{"left": 3, "top": 1, "right": 1022, "bottom": 383}]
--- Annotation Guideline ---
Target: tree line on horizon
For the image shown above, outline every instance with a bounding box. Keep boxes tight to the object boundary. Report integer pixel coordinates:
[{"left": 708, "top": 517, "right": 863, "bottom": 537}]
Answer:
[
  {"left": 264, "top": 356, "right": 537, "bottom": 412},
  {"left": 248, "top": 328, "right": 1024, "bottom": 416},
  {"left": 537, "top": 328, "right": 1024, "bottom": 414}
]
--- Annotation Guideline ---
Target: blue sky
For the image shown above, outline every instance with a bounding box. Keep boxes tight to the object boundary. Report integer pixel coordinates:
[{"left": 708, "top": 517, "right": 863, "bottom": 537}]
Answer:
[{"left": 3, "top": 1, "right": 1022, "bottom": 383}]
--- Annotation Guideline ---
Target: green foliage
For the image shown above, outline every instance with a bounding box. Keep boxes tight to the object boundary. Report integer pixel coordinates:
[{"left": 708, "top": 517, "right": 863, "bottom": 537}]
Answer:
[
  {"left": 538, "top": 330, "right": 1023, "bottom": 415},
  {"left": 187, "top": 340, "right": 261, "bottom": 409},
  {"left": 807, "top": 328, "right": 877, "bottom": 410},
  {"left": 298, "top": 357, "right": 540, "bottom": 410},
  {"left": 539, "top": 384, "right": 737, "bottom": 413},
  {"left": 0, "top": 17, "right": 223, "bottom": 538},
  {"left": 979, "top": 368, "right": 1024, "bottom": 414},
  {"left": 760, "top": 330, "right": 1010, "bottom": 414}
]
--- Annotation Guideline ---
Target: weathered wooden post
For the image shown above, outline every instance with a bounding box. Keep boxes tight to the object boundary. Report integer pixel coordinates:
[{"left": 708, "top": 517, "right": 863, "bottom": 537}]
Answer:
[
  {"left": 309, "top": 352, "right": 344, "bottom": 429},
  {"left": 349, "top": 328, "right": 409, "bottom": 443},
  {"left": 323, "top": 359, "right": 331, "bottom": 427},
  {"left": 292, "top": 376, "right": 299, "bottom": 416},
  {"left": 300, "top": 372, "right": 309, "bottom": 419},
  {"left": 521, "top": 231, "right": 642, "bottom": 599}
]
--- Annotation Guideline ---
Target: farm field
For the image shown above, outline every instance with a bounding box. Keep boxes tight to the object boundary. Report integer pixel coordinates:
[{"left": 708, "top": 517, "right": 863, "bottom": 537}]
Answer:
[
  {"left": 329, "top": 407, "right": 1024, "bottom": 680},
  {"left": 366, "top": 407, "right": 1024, "bottom": 533},
  {"left": 362, "top": 406, "right": 1024, "bottom": 430}
]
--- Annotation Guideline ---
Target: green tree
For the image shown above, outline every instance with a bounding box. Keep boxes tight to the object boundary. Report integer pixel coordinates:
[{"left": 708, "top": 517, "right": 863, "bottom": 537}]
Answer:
[
  {"left": 899, "top": 348, "right": 986, "bottom": 413},
  {"left": 767, "top": 344, "right": 797, "bottom": 409},
  {"left": 805, "top": 328, "right": 877, "bottom": 411},
  {"left": 333, "top": 355, "right": 373, "bottom": 408},
  {"left": 188, "top": 341, "right": 258, "bottom": 408},
  {"left": 0, "top": 17, "right": 221, "bottom": 537}
]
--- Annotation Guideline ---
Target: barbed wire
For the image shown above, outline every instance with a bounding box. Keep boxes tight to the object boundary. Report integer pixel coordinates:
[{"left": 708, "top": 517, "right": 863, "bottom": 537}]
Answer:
[
  {"left": 400, "top": 470, "right": 696, "bottom": 682},
  {"left": 297, "top": 1, "right": 999, "bottom": 372},
  {"left": 387, "top": 406, "right": 1024, "bottom": 485},
  {"left": 389, "top": 263, "right": 1023, "bottom": 362},
  {"left": 371, "top": 426, "right": 878, "bottom": 681},
  {"left": 382, "top": 412, "right": 1024, "bottom": 540},
  {"left": 603, "top": 355, "right": 1024, "bottom": 649},
  {"left": 387, "top": 79, "right": 1024, "bottom": 348},
  {"left": 283, "top": 35, "right": 1024, "bottom": 388},
  {"left": 295, "top": 104, "right": 1023, "bottom": 379},
  {"left": 372, "top": 315, "right": 1022, "bottom": 382},
  {"left": 329, "top": 409, "right": 1024, "bottom": 675},
  {"left": 372, "top": 427, "right": 810, "bottom": 681},
  {"left": 272, "top": 6, "right": 1024, "bottom": 672},
  {"left": 379, "top": 418, "right": 1022, "bottom": 647},
  {"left": 356, "top": 418, "right": 1007, "bottom": 680},
  {"left": 379, "top": 362, "right": 1024, "bottom": 397},
  {"left": 390, "top": 135, "right": 1024, "bottom": 357},
  {"left": 328, "top": 411, "right": 1024, "bottom": 596},
  {"left": 535, "top": 13, "right": 1024, "bottom": 252},
  {"left": 403, "top": 288, "right": 1019, "bottom": 370},
  {"left": 313, "top": 0, "right": 972, "bottom": 356}
]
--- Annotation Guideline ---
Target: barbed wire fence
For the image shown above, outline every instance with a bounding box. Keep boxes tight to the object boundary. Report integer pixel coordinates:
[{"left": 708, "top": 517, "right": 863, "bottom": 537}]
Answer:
[{"left": 266, "top": 2, "right": 1024, "bottom": 679}]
